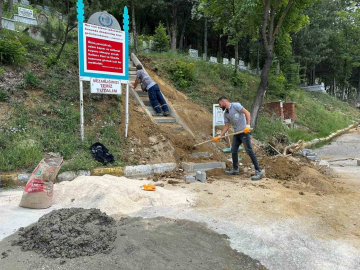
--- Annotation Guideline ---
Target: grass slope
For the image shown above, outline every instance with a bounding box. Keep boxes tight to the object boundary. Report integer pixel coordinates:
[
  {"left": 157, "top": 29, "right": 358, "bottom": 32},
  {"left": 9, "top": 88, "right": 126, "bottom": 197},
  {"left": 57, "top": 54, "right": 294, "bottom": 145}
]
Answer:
[{"left": 141, "top": 53, "right": 360, "bottom": 143}]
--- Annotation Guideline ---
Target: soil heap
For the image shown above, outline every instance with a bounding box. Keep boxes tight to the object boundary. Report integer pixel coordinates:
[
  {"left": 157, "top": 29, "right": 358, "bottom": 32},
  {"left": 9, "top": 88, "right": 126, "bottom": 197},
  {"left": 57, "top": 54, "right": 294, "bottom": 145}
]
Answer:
[{"left": 11, "top": 208, "right": 116, "bottom": 258}]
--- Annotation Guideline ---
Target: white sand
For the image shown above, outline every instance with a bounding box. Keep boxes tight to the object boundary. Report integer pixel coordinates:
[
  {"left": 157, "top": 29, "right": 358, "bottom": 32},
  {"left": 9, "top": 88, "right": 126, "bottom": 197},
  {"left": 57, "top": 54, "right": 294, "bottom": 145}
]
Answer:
[
  {"left": 0, "top": 175, "right": 195, "bottom": 241},
  {"left": 54, "top": 175, "right": 195, "bottom": 215}
]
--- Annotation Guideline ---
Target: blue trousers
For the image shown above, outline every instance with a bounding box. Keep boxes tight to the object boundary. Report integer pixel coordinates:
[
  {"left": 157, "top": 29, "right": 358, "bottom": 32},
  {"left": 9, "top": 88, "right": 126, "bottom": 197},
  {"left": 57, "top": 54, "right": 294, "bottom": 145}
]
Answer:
[
  {"left": 148, "top": 84, "right": 169, "bottom": 113},
  {"left": 232, "top": 133, "right": 260, "bottom": 171}
]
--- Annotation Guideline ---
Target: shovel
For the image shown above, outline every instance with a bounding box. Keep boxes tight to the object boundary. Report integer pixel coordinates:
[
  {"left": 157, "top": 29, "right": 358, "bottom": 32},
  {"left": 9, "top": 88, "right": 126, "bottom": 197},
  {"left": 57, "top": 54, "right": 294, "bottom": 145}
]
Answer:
[{"left": 193, "top": 128, "right": 253, "bottom": 149}]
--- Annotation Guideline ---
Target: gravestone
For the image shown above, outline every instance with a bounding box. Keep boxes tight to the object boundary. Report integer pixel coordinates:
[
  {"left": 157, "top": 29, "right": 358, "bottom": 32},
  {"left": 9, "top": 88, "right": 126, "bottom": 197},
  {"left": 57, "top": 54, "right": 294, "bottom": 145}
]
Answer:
[
  {"left": 13, "top": 0, "right": 19, "bottom": 3},
  {"left": 36, "top": 13, "right": 49, "bottom": 27},
  {"left": 210, "top": 57, "right": 217, "bottom": 63},
  {"left": 189, "top": 49, "right": 198, "bottom": 58},
  {"left": 44, "top": 6, "right": 51, "bottom": 15},
  {"left": 36, "top": 5, "right": 44, "bottom": 10},
  {"left": 142, "top": 41, "right": 148, "bottom": 48},
  {"left": 231, "top": 58, "right": 235, "bottom": 65},
  {"left": 149, "top": 40, "right": 155, "bottom": 49},
  {"left": 18, "top": 7, "right": 33, "bottom": 18},
  {"left": 223, "top": 58, "right": 229, "bottom": 65},
  {"left": 2, "top": 18, "right": 15, "bottom": 31},
  {"left": 20, "top": 0, "right": 30, "bottom": 6}
]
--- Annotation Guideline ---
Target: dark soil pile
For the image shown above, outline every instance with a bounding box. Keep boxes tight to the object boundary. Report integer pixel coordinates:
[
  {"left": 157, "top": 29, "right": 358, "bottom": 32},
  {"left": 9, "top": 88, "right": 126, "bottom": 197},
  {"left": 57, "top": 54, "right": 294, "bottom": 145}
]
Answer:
[
  {"left": 260, "top": 156, "right": 302, "bottom": 180},
  {"left": 11, "top": 208, "right": 116, "bottom": 259}
]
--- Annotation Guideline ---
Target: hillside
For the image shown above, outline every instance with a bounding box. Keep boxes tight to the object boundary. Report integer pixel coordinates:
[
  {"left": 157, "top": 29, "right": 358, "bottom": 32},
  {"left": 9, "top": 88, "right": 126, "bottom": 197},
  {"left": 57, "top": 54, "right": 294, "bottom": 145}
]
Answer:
[
  {"left": 138, "top": 53, "right": 360, "bottom": 143},
  {"left": 1, "top": 31, "right": 359, "bottom": 174}
]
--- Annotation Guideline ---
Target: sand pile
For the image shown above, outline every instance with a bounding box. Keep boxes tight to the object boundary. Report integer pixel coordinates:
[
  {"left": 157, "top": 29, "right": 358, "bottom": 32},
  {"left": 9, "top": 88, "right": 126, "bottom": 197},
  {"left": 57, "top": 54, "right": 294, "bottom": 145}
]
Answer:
[
  {"left": 11, "top": 208, "right": 116, "bottom": 258},
  {"left": 53, "top": 175, "right": 195, "bottom": 215},
  {"left": 260, "top": 156, "right": 302, "bottom": 180},
  {"left": 297, "top": 167, "right": 337, "bottom": 194}
]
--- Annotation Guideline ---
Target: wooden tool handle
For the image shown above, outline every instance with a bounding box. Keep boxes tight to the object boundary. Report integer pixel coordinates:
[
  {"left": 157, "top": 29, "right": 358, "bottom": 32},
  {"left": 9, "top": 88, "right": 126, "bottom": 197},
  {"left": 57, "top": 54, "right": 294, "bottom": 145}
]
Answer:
[{"left": 193, "top": 128, "right": 253, "bottom": 148}]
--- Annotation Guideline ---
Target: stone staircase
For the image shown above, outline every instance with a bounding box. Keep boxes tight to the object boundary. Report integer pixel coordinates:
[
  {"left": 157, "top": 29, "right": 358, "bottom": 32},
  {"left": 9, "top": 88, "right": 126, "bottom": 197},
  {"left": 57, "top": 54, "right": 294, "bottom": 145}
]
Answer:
[{"left": 128, "top": 60, "right": 185, "bottom": 130}]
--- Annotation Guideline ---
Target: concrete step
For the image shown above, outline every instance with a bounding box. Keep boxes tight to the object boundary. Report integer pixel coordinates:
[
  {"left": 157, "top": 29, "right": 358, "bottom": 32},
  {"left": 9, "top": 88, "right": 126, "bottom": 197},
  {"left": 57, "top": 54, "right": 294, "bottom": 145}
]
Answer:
[
  {"left": 181, "top": 162, "right": 226, "bottom": 173},
  {"left": 136, "top": 91, "right": 147, "bottom": 97},
  {"left": 129, "top": 70, "right": 137, "bottom": 75},
  {"left": 142, "top": 100, "right": 151, "bottom": 106},
  {"left": 163, "top": 123, "right": 183, "bottom": 130},
  {"left": 154, "top": 117, "right": 176, "bottom": 123},
  {"left": 129, "top": 67, "right": 137, "bottom": 71}
]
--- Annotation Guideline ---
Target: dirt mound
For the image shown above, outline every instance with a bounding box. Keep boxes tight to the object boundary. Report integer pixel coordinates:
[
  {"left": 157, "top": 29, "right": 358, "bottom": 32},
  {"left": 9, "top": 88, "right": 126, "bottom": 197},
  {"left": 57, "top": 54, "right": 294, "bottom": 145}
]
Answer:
[
  {"left": 11, "top": 208, "right": 116, "bottom": 259},
  {"left": 260, "top": 156, "right": 302, "bottom": 180},
  {"left": 297, "top": 167, "right": 337, "bottom": 195},
  {"left": 206, "top": 168, "right": 226, "bottom": 178}
]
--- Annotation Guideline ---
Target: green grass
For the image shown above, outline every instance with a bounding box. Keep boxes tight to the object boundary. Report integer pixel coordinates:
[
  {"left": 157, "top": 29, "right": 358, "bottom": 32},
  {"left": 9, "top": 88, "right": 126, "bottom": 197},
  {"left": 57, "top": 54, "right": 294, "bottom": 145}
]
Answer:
[{"left": 143, "top": 52, "right": 360, "bottom": 144}]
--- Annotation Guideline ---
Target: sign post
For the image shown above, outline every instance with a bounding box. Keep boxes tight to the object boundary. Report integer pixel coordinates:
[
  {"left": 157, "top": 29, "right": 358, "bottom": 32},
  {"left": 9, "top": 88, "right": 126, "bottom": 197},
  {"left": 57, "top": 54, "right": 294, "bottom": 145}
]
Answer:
[
  {"left": 213, "top": 104, "right": 225, "bottom": 138},
  {"left": 76, "top": 0, "right": 129, "bottom": 141}
]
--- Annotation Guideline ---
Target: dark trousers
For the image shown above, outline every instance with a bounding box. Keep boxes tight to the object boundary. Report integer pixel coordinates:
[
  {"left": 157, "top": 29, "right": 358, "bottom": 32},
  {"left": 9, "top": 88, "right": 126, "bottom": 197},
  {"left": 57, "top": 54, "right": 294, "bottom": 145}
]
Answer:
[
  {"left": 232, "top": 133, "right": 260, "bottom": 171},
  {"left": 148, "top": 84, "right": 169, "bottom": 113}
]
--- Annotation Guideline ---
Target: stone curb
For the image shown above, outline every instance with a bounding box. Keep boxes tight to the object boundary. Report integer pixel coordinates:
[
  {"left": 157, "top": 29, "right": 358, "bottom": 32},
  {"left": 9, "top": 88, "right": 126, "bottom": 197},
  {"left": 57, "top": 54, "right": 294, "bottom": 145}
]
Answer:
[{"left": 0, "top": 163, "right": 177, "bottom": 187}]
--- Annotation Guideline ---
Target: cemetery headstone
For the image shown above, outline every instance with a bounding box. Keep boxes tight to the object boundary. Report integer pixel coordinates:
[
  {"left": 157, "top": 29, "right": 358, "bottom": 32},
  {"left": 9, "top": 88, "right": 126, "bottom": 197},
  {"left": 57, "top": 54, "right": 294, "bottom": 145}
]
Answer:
[
  {"left": 18, "top": 7, "right": 33, "bottom": 18},
  {"left": 223, "top": 58, "right": 229, "bottom": 65},
  {"left": 210, "top": 57, "right": 217, "bottom": 63},
  {"left": 36, "top": 13, "right": 49, "bottom": 27},
  {"left": 189, "top": 49, "right": 198, "bottom": 58},
  {"left": 231, "top": 58, "right": 235, "bottom": 65}
]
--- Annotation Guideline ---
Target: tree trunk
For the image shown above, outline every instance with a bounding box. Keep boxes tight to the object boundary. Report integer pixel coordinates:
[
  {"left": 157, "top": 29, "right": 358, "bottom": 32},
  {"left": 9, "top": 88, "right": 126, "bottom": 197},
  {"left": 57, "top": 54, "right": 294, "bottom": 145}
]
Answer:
[
  {"left": 131, "top": 0, "right": 139, "bottom": 53},
  {"left": 218, "top": 33, "right": 221, "bottom": 60},
  {"left": 0, "top": 0, "right": 3, "bottom": 33},
  {"left": 235, "top": 41, "right": 239, "bottom": 72},
  {"left": 170, "top": 3, "right": 179, "bottom": 52},
  {"left": 179, "top": 6, "right": 192, "bottom": 51},
  {"left": 357, "top": 72, "right": 360, "bottom": 103},
  {"left": 203, "top": 17, "right": 207, "bottom": 60},
  {"left": 165, "top": 19, "right": 171, "bottom": 46},
  {"left": 56, "top": 23, "right": 75, "bottom": 60},
  {"left": 250, "top": 55, "right": 272, "bottom": 127},
  {"left": 9, "top": 0, "right": 13, "bottom": 10},
  {"left": 313, "top": 67, "right": 315, "bottom": 85},
  {"left": 256, "top": 43, "right": 260, "bottom": 75}
]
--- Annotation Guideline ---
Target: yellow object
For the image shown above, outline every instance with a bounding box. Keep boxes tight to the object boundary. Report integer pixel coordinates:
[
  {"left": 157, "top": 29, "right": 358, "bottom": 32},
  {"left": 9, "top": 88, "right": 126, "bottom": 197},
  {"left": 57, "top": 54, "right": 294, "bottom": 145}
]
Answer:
[
  {"left": 142, "top": 184, "right": 156, "bottom": 191},
  {"left": 213, "top": 136, "right": 221, "bottom": 142},
  {"left": 243, "top": 126, "right": 251, "bottom": 134}
]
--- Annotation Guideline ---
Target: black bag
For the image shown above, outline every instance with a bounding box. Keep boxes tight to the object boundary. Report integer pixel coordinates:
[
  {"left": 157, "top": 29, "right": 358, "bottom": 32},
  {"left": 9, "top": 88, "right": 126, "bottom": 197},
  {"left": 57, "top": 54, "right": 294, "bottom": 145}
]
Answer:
[{"left": 89, "top": 142, "right": 115, "bottom": 165}]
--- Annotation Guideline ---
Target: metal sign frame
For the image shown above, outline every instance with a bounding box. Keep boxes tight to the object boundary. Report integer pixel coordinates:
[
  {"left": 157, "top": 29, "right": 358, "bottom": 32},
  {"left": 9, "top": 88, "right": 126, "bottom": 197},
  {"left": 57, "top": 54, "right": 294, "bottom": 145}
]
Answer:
[{"left": 76, "top": 0, "right": 130, "bottom": 141}]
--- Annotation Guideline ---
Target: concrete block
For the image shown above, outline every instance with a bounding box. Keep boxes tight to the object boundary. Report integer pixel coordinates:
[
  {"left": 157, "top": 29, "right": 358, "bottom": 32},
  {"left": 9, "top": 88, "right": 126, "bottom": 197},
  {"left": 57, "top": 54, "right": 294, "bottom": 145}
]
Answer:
[
  {"left": 196, "top": 171, "right": 207, "bottom": 183},
  {"left": 152, "top": 163, "right": 177, "bottom": 174},
  {"left": 18, "top": 173, "right": 31, "bottom": 184},
  {"left": 191, "top": 152, "right": 211, "bottom": 158},
  {"left": 357, "top": 159, "right": 360, "bottom": 166},
  {"left": 184, "top": 175, "right": 196, "bottom": 182},
  {"left": 91, "top": 167, "right": 124, "bottom": 177},
  {"left": 57, "top": 171, "right": 77, "bottom": 182},
  {"left": 307, "top": 155, "right": 317, "bottom": 161},
  {"left": 319, "top": 160, "right": 330, "bottom": 168},
  {"left": 125, "top": 165, "right": 152, "bottom": 177},
  {"left": 181, "top": 162, "right": 226, "bottom": 173}
]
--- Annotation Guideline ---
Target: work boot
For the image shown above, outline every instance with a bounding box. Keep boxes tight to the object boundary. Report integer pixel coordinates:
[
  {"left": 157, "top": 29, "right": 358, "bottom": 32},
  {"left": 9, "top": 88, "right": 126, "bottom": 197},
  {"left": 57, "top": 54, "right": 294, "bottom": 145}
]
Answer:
[
  {"left": 225, "top": 168, "right": 240, "bottom": 175},
  {"left": 163, "top": 111, "right": 170, "bottom": 116},
  {"left": 251, "top": 170, "right": 263, "bottom": 181}
]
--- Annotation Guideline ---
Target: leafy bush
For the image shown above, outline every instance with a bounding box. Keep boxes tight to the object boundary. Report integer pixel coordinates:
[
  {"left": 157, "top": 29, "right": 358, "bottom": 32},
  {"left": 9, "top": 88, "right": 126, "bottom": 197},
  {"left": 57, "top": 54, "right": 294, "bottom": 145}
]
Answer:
[
  {"left": 24, "top": 70, "right": 39, "bottom": 88},
  {"left": 45, "top": 54, "right": 58, "bottom": 67},
  {"left": 0, "top": 39, "right": 26, "bottom": 65},
  {"left": 167, "top": 60, "right": 195, "bottom": 88},
  {"left": 268, "top": 72, "right": 286, "bottom": 98},
  {"left": 230, "top": 72, "right": 247, "bottom": 88},
  {"left": 153, "top": 23, "right": 170, "bottom": 52},
  {"left": 0, "top": 88, "right": 10, "bottom": 101}
]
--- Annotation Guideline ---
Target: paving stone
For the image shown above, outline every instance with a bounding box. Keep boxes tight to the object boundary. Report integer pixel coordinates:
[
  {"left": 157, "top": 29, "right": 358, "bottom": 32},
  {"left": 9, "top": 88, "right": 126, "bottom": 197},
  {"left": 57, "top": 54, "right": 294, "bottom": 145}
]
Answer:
[{"left": 181, "top": 162, "right": 226, "bottom": 173}]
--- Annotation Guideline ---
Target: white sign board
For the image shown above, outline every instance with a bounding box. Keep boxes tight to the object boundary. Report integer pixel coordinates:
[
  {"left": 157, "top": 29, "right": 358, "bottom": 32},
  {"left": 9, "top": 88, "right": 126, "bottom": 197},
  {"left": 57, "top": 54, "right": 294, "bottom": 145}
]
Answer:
[
  {"left": 18, "top": 7, "right": 33, "bottom": 18},
  {"left": 91, "top": 78, "right": 121, "bottom": 95},
  {"left": 210, "top": 57, "right": 217, "bottom": 63},
  {"left": 189, "top": 49, "right": 198, "bottom": 58},
  {"left": 213, "top": 104, "right": 225, "bottom": 137}
]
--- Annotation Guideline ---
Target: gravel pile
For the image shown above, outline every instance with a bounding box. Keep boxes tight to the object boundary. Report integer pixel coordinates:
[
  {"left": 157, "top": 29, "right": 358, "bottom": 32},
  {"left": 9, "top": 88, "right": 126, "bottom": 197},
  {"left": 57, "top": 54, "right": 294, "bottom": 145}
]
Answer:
[{"left": 11, "top": 208, "right": 117, "bottom": 258}]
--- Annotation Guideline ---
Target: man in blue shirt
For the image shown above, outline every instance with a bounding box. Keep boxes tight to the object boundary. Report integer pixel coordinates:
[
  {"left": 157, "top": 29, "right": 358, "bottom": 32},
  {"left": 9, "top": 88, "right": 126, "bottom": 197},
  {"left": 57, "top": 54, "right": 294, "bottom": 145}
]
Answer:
[
  {"left": 131, "top": 65, "right": 170, "bottom": 116},
  {"left": 213, "top": 97, "right": 263, "bottom": 181}
]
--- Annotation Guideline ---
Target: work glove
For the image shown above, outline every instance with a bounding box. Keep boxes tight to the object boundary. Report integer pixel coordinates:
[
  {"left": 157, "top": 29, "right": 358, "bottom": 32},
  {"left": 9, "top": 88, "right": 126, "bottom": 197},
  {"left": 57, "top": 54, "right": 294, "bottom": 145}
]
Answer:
[
  {"left": 142, "top": 184, "right": 156, "bottom": 191},
  {"left": 243, "top": 125, "right": 251, "bottom": 134},
  {"left": 213, "top": 136, "right": 221, "bottom": 143}
]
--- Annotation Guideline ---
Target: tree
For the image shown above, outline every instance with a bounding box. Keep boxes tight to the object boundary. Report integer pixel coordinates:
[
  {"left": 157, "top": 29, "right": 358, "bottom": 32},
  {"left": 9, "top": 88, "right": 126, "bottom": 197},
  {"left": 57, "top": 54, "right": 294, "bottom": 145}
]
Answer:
[
  {"left": 0, "top": 0, "right": 4, "bottom": 33},
  {"left": 153, "top": 22, "right": 170, "bottom": 52},
  {"left": 131, "top": 0, "right": 139, "bottom": 52},
  {"left": 249, "top": 0, "right": 312, "bottom": 128}
]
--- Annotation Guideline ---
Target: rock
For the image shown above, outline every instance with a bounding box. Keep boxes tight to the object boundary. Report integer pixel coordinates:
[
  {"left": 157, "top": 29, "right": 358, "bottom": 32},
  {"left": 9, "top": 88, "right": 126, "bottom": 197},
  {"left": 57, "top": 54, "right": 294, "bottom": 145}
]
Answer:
[
  {"left": 299, "top": 191, "right": 305, "bottom": 195},
  {"left": 319, "top": 160, "right": 330, "bottom": 168}
]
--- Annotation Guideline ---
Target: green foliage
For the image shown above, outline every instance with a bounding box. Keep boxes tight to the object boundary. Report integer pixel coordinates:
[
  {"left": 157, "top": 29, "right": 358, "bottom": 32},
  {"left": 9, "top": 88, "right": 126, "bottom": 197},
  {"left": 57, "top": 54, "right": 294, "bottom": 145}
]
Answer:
[
  {"left": 0, "top": 67, "right": 6, "bottom": 75},
  {"left": 167, "top": 60, "right": 195, "bottom": 88},
  {"left": 0, "top": 89, "right": 10, "bottom": 102},
  {"left": 45, "top": 54, "right": 58, "bottom": 67},
  {"left": 24, "top": 70, "right": 39, "bottom": 88},
  {"left": 230, "top": 72, "right": 247, "bottom": 88},
  {"left": 0, "top": 39, "right": 26, "bottom": 65},
  {"left": 41, "top": 21, "right": 55, "bottom": 44},
  {"left": 268, "top": 72, "right": 286, "bottom": 99},
  {"left": 153, "top": 23, "right": 170, "bottom": 52}
]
